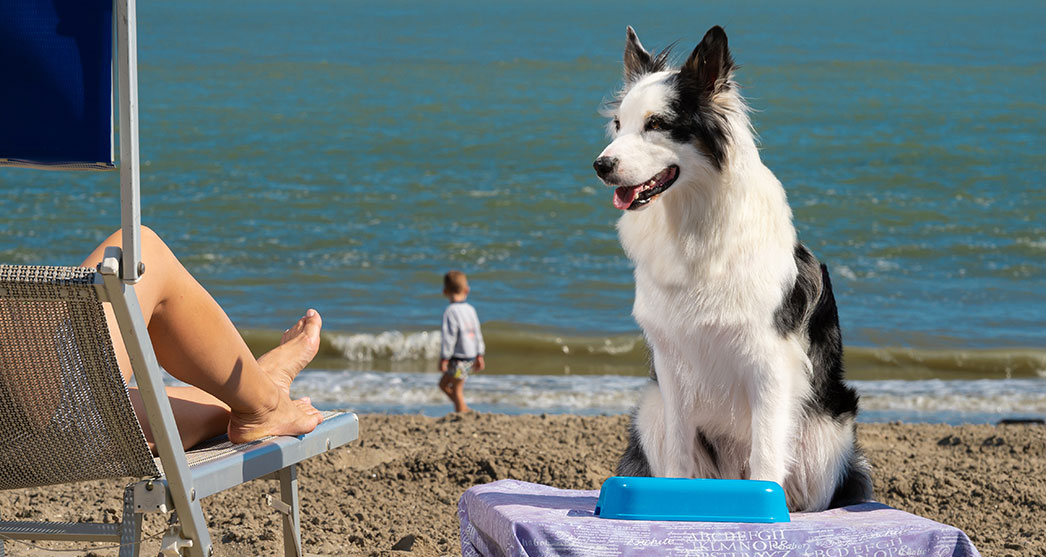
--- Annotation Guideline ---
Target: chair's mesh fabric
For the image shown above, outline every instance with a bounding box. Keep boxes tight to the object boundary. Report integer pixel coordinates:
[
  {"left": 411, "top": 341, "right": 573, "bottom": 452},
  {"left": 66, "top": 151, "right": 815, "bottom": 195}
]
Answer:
[{"left": 0, "top": 265, "right": 158, "bottom": 490}]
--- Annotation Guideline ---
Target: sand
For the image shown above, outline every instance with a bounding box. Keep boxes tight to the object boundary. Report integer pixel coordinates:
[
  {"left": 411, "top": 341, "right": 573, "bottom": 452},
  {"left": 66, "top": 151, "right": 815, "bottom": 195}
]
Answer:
[{"left": 1, "top": 414, "right": 1043, "bottom": 556}]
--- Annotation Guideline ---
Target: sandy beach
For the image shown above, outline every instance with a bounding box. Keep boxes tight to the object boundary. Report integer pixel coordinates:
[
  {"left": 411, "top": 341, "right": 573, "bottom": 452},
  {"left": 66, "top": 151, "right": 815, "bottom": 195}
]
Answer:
[{"left": 1, "top": 413, "right": 1043, "bottom": 556}]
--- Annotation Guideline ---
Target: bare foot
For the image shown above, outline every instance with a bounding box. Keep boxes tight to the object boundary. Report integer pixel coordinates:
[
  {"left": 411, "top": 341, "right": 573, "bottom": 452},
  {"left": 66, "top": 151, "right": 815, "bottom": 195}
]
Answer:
[
  {"left": 227, "top": 393, "right": 323, "bottom": 444},
  {"left": 229, "top": 310, "right": 324, "bottom": 443},
  {"left": 257, "top": 309, "right": 322, "bottom": 396}
]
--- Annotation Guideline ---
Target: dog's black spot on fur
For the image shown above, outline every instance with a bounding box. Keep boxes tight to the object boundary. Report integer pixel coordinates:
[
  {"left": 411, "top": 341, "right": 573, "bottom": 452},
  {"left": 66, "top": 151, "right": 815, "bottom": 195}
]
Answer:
[
  {"left": 617, "top": 410, "right": 653, "bottom": 476},
  {"left": 666, "top": 93, "right": 731, "bottom": 170},
  {"left": 777, "top": 245, "right": 872, "bottom": 504},
  {"left": 798, "top": 249, "right": 861, "bottom": 421},
  {"left": 774, "top": 245, "right": 821, "bottom": 334},
  {"left": 666, "top": 26, "right": 735, "bottom": 170},
  {"left": 828, "top": 427, "right": 875, "bottom": 508},
  {"left": 616, "top": 352, "right": 658, "bottom": 476},
  {"left": 696, "top": 429, "right": 720, "bottom": 473},
  {"left": 829, "top": 468, "right": 873, "bottom": 508},
  {"left": 776, "top": 244, "right": 860, "bottom": 420},
  {"left": 806, "top": 263, "right": 861, "bottom": 420}
]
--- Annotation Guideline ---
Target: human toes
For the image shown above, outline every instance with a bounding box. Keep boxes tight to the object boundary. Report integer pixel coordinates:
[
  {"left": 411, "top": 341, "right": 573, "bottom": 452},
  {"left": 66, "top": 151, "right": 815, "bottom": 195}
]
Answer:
[
  {"left": 281, "top": 309, "right": 322, "bottom": 345},
  {"left": 293, "top": 397, "right": 322, "bottom": 416},
  {"left": 280, "top": 315, "right": 306, "bottom": 344}
]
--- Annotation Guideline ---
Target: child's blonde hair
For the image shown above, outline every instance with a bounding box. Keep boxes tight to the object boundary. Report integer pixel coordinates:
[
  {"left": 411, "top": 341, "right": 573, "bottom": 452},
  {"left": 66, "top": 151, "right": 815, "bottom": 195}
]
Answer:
[{"left": 443, "top": 270, "right": 468, "bottom": 295}]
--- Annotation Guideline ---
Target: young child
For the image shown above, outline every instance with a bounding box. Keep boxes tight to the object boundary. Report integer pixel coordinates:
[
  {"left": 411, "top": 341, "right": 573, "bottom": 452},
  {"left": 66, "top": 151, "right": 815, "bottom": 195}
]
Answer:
[{"left": 438, "top": 270, "right": 485, "bottom": 413}]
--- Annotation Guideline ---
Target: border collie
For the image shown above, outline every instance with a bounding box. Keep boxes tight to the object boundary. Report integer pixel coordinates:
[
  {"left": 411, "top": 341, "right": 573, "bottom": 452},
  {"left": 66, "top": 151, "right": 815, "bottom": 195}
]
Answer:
[{"left": 592, "top": 26, "right": 873, "bottom": 512}]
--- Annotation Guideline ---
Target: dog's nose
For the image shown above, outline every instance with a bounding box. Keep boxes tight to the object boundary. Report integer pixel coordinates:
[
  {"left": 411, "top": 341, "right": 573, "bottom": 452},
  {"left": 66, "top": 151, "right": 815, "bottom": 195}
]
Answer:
[{"left": 593, "top": 156, "right": 618, "bottom": 180}]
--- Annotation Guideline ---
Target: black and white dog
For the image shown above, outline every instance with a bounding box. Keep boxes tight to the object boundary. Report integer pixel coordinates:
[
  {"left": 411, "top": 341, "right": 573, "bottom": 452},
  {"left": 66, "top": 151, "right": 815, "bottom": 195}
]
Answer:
[{"left": 592, "top": 26, "right": 873, "bottom": 512}]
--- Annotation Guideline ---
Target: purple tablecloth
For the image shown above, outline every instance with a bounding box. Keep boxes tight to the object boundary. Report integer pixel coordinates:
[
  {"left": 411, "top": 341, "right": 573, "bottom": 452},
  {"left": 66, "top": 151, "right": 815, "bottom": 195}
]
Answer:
[{"left": 458, "top": 479, "right": 980, "bottom": 557}]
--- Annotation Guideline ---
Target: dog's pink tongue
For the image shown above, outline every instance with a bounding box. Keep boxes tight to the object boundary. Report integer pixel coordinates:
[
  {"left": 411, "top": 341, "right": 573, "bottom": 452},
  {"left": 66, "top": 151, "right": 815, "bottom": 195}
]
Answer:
[{"left": 614, "top": 185, "right": 639, "bottom": 210}]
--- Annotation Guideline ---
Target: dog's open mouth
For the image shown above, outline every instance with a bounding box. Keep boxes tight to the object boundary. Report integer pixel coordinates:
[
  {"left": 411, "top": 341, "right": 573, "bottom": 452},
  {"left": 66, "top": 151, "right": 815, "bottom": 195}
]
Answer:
[{"left": 613, "top": 166, "right": 679, "bottom": 210}]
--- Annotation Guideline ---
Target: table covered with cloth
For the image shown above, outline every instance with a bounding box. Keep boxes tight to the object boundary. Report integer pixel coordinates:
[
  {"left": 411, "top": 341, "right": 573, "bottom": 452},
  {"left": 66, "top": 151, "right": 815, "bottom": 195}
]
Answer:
[{"left": 458, "top": 479, "right": 980, "bottom": 557}]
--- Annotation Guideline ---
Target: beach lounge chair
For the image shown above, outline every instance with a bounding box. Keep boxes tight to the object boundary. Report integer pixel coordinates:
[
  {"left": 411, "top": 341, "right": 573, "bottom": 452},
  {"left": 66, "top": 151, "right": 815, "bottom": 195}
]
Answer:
[{"left": 0, "top": 1, "right": 358, "bottom": 555}]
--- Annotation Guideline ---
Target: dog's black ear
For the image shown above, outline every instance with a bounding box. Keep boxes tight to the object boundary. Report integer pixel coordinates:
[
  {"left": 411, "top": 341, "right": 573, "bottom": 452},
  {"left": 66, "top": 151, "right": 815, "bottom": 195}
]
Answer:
[
  {"left": 680, "top": 26, "right": 734, "bottom": 97},
  {"left": 624, "top": 26, "right": 656, "bottom": 82}
]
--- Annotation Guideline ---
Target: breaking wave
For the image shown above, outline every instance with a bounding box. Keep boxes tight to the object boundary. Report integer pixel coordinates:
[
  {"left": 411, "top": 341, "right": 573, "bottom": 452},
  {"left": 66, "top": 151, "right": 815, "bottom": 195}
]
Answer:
[{"left": 242, "top": 322, "right": 1046, "bottom": 380}]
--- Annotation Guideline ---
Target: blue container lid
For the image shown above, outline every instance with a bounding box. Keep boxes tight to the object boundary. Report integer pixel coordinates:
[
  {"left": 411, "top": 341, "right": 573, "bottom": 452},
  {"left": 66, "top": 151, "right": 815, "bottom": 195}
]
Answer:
[{"left": 595, "top": 477, "right": 790, "bottom": 523}]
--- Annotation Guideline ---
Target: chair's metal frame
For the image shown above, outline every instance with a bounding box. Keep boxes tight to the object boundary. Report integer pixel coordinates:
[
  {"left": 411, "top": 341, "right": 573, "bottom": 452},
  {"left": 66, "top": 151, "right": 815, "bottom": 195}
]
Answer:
[
  {"left": 0, "top": 1, "right": 359, "bottom": 555},
  {"left": 115, "top": 0, "right": 144, "bottom": 285}
]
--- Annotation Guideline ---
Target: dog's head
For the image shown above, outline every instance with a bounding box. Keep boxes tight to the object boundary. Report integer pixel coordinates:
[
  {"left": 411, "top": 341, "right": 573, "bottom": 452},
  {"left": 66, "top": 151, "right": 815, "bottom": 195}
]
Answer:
[{"left": 593, "top": 26, "right": 738, "bottom": 211}]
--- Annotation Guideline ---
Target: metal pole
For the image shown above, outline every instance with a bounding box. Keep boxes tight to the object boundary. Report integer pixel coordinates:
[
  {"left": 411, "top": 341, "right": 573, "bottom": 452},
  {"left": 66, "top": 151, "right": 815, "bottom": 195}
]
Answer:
[{"left": 115, "top": 0, "right": 142, "bottom": 283}]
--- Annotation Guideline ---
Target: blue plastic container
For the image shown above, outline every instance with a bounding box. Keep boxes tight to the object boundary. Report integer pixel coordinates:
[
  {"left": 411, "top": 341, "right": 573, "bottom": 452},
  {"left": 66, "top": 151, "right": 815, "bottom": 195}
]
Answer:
[{"left": 595, "top": 477, "right": 790, "bottom": 523}]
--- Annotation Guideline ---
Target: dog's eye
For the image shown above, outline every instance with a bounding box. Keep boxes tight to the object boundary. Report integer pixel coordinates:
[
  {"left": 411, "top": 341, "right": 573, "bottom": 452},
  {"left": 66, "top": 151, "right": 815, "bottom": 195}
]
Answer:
[
  {"left": 645, "top": 117, "right": 666, "bottom": 132},
  {"left": 613, "top": 117, "right": 620, "bottom": 132}
]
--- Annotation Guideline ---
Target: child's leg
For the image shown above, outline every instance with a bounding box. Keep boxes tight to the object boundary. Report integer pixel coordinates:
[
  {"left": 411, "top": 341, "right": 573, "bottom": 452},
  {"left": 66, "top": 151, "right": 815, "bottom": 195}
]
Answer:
[
  {"left": 438, "top": 372, "right": 468, "bottom": 412},
  {"left": 82, "top": 227, "right": 323, "bottom": 448},
  {"left": 449, "top": 377, "right": 469, "bottom": 413},
  {"left": 438, "top": 372, "right": 455, "bottom": 400}
]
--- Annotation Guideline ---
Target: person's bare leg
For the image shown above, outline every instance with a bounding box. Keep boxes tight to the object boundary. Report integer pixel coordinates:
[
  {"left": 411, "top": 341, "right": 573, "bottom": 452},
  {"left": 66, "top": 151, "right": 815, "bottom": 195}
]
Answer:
[
  {"left": 450, "top": 377, "right": 469, "bottom": 413},
  {"left": 438, "top": 374, "right": 455, "bottom": 402},
  {"left": 128, "top": 386, "right": 229, "bottom": 451},
  {"left": 83, "top": 227, "right": 322, "bottom": 446}
]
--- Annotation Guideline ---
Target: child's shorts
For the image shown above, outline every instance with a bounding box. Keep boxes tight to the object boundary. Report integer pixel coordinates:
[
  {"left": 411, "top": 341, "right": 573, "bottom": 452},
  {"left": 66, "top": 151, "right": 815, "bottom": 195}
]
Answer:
[{"left": 444, "top": 358, "right": 475, "bottom": 381}]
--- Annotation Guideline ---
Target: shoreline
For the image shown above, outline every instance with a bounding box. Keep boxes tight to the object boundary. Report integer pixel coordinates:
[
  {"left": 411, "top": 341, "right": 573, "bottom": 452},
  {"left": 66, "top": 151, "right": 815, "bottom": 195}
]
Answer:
[
  {"left": 291, "top": 325, "right": 1046, "bottom": 380},
  {"left": 1, "top": 414, "right": 1043, "bottom": 556},
  {"left": 294, "top": 371, "right": 1046, "bottom": 425}
]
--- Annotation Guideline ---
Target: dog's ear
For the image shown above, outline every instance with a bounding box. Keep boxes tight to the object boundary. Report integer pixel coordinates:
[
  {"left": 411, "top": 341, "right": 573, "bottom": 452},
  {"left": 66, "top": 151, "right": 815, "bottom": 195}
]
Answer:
[
  {"left": 624, "top": 26, "right": 656, "bottom": 83},
  {"left": 680, "top": 26, "right": 735, "bottom": 98}
]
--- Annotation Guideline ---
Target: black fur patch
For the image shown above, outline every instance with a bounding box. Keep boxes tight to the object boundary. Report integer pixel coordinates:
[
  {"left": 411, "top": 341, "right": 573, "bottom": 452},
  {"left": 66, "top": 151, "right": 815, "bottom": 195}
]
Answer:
[
  {"left": 665, "top": 88, "right": 731, "bottom": 170},
  {"left": 775, "top": 244, "right": 860, "bottom": 420},
  {"left": 615, "top": 346, "right": 658, "bottom": 476},
  {"left": 667, "top": 26, "right": 735, "bottom": 170},
  {"left": 806, "top": 263, "right": 860, "bottom": 419},
  {"left": 623, "top": 26, "right": 672, "bottom": 84},
  {"left": 828, "top": 427, "right": 875, "bottom": 507},
  {"left": 696, "top": 429, "right": 720, "bottom": 475},
  {"left": 774, "top": 244, "right": 821, "bottom": 334},
  {"left": 777, "top": 247, "right": 874, "bottom": 506},
  {"left": 616, "top": 410, "right": 653, "bottom": 476}
]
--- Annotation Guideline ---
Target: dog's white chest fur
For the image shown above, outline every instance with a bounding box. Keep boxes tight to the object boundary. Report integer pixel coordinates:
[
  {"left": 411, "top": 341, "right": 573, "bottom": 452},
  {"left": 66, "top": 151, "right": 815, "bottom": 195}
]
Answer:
[
  {"left": 620, "top": 164, "right": 807, "bottom": 439},
  {"left": 619, "top": 166, "right": 797, "bottom": 331}
]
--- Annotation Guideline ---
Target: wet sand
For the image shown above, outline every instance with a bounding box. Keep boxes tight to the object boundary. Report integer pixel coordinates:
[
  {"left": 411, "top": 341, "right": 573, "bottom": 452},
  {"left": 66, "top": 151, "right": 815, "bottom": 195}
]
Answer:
[{"left": 1, "top": 414, "right": 1043, "bottom": 556}]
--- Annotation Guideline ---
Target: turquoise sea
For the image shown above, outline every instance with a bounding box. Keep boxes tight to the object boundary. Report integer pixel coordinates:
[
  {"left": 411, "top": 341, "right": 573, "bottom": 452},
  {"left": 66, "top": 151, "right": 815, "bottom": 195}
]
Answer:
[{"left": 1, "top": 1, "right": 1043, "bottom": 422}]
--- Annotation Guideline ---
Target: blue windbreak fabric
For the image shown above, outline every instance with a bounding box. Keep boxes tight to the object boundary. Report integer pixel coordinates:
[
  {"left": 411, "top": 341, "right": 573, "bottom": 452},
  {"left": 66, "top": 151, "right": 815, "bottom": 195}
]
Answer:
[{"left": 0, "top": 0, "right": 114, "bottom": 169}]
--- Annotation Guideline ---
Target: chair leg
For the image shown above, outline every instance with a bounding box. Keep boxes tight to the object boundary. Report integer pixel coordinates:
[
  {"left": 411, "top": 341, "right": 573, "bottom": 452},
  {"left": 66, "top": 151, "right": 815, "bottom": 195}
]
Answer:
[
  {"left": 277, "top": 465, "right": 302, "bottom": 557},
  {"left": 118, "top": 485, "right": 144, "bottom": 557}
]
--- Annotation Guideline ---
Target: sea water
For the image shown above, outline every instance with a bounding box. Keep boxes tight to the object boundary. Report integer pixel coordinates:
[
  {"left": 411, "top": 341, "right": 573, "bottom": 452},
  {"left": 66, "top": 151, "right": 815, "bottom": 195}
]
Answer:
[{"left": 1, "top": 0, "right": 1043, "bottom": 423}]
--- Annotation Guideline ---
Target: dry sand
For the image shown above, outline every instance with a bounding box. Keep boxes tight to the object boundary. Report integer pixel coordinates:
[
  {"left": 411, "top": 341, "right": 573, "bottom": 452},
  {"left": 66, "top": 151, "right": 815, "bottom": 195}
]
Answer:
[{"left": 1, "top": 413, "right": 1043, "bottom": 556}]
